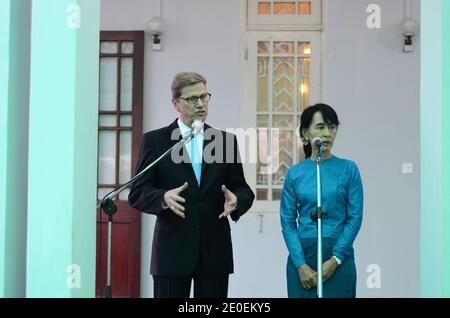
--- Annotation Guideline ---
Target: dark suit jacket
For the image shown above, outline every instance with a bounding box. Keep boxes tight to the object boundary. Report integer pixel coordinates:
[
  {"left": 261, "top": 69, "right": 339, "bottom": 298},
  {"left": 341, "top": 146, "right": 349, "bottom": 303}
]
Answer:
[{"left": 128, "top": 119, "right": 255, "bottom": 277}]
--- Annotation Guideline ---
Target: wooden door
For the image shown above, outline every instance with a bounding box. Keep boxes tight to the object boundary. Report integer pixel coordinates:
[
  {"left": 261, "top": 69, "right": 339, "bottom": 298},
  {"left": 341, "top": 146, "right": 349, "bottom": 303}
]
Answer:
[{"left": 96, "top": 31, "right": 144, "bottom": 298}]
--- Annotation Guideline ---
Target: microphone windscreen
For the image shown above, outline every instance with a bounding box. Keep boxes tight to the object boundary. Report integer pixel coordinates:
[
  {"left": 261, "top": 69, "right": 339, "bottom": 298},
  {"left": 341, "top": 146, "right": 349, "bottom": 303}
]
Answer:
[
  {"left": 312, "top": 137, "right": 322, "bottom": 147},
  {"left": 192, "top": 120, "right": 204, "bottom": 136}
]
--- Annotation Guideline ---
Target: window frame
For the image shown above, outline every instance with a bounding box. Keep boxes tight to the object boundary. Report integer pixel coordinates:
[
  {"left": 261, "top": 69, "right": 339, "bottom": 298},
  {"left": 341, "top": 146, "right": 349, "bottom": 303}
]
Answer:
[{"left": 240, "top": 0, "right": 323, "bottom": 213}]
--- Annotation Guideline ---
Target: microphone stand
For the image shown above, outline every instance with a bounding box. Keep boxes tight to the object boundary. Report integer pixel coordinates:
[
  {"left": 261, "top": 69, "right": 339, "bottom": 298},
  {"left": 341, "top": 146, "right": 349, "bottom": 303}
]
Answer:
[
  {"left": 310, "top": 144, "right": 327, "bottom": 298},
  {"left": 97, "top": 132, "right": 194, "bottom": 298}
]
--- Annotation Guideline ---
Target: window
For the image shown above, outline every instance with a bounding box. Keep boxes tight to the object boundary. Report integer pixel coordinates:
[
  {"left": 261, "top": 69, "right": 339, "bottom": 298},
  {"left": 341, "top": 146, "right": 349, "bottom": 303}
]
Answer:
[
  {"left": 98, "top": 40, "right": 137, "bottom": 201},
  {"left": 247, "top": 0, "right": 322, "bottom": 30},
  {"left": 242, "top": 1, "right": 322, "bottom": 212}
]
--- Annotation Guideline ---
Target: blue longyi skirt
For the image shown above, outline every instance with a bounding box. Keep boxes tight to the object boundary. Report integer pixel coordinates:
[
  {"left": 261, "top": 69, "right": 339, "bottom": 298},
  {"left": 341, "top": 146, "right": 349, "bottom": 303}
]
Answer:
[{"left": 286, "top": 237, "right": 357, "bottom": 298}]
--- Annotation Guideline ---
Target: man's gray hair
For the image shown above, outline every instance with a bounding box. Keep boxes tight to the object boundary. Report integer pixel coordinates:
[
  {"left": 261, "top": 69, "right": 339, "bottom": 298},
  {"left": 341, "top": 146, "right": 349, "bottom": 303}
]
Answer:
[{"left": 171, "top": 72, "right": 206, "bottom": 98}]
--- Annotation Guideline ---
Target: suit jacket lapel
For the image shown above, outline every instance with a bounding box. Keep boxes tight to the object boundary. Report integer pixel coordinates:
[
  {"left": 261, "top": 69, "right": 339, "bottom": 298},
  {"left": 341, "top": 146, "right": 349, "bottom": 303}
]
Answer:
[{"left": 167, "top": 119, "right": 181, "bottom": 148}]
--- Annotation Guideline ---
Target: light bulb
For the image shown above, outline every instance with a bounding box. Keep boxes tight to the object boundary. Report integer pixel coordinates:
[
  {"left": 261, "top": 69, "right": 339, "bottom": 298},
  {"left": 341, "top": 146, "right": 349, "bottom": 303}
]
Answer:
[
  {"left": 147, "top": 16, "right": 164, "bottom": 35},
  {"left": 401, "top": 17, "right": 417, "bottom": 36}
]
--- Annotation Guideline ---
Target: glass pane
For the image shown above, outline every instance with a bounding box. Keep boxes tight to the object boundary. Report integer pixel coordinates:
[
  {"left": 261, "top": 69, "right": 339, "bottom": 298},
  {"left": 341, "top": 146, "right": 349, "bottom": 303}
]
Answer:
[
  {"left": 299, "top": 2, "right": 311, "bottom": 15},
  {"left": 273, "top": 115, "right": 294, "bottom": 128},
  {"left": 100, "top": 41, "right": 118, "bottom": 54},
  {"left": 258, "top": 2, "right": 271, "bottom": 14},
  {"left": 98, "top": 188, "right": 115, "bottom": 200},
  {"left": 119, "top": 188, "right": 130, "bottom": 201},
  {"left": 99, "top": 115, "right": 117, "bottom": 127},
  {"left": 257, "top": 129, "right": 269, "bottom": 185},
  {"left": 257, "top": 190, "right": 268, "bottom": 200},
  {"left": 120, "top": 58, "right": 133, "bottom": 111},
  {"left": 274, "top": 42, "right": 294, "bottom": 54},
  {"left": 272, "top": 189, "right": 282, "bottom": 200},
  {"left": 119, "top": 131, "right": 132, "bottom": 184},
  {"left": 298, "top": 42, "right": 311, "bottom": 55},
  {"left": 274, "top": 2, "right": 295, "bottom": 15},
  {"left": 258, "top": 41, "right": 270, "bottom": 54},
  {"left": 273, "top": 57, "right": 294, "bottom": 112},
  {"left": 121, "top": 42, "right": 134, "bottom": 54},
  {"left": 98, "top": 131, "right": 116, "bottom": 185},
  {"left": 120, "top": 115, "right": 132, "bottom": 127},
  {"left": 298, "top": 57, "right": 310, "bottom": 112},
  {"left": 272, "top": 131, "right": 293, "bottom": 185},
  {"left": 99, "top": 58, "right": 118, "bottom": 111},
  {"left": 257, "top": 115, "right": 269, "bottom": 128},
  {"left": 257, "top": 57, "right": 269, "bottom": 112}
]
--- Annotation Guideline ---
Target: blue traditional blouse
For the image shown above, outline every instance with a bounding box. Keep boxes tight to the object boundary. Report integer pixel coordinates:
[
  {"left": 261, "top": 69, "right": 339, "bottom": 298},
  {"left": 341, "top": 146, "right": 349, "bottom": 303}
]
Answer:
[{"left": 280, "top": 155, "right": 364, "bottom": 267}]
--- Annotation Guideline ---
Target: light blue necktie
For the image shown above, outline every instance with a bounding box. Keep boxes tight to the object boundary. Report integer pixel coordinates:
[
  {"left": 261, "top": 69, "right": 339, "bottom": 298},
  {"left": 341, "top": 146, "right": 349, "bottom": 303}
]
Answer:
[{"left": 190, "top": 135, "right": 202, "bottom": 185}]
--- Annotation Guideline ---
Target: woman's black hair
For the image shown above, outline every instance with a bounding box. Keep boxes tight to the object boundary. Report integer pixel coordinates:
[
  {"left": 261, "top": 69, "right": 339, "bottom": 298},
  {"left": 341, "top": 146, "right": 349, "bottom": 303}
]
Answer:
[{"left": 299, "top": 103, "right": 340, "bottom": 158}]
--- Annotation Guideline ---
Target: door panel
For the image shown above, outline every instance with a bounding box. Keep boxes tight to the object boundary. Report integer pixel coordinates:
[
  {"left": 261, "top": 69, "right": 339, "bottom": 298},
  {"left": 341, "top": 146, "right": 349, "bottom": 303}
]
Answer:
[{"left": 96, "top": 31, "right": 144, "bottom": 298}]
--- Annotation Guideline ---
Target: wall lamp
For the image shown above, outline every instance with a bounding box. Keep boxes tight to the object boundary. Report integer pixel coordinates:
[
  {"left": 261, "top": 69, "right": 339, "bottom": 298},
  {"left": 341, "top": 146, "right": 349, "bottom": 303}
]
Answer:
[
  {"left": 401, "top": 17, "right": 418, "bottom": 53},
  {"left": 146, "top": 16, "right": 164, "bottom": 51}
]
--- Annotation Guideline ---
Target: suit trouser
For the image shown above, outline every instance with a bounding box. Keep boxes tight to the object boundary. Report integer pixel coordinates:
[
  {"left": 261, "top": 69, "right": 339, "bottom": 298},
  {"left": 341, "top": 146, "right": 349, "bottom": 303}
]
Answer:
[{"left": 153, "top": 258, "right": 229, "bottom": 298}]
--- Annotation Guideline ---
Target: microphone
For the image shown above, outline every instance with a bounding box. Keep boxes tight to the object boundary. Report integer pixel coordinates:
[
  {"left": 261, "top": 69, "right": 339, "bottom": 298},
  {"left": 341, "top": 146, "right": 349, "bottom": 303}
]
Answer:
[
  {"left": 191, "top": 120, "right": 204, "bottom": 137},
  {"left": 180, "top": 120, "right": 203, "bottom": 143},
  {"left": 312, "top": 137, "right": 322, "bottom": 148}
]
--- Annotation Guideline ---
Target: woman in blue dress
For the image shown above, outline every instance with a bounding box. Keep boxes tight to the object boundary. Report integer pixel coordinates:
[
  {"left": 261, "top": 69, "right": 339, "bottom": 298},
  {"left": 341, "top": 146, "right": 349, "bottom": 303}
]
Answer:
[{"left": 280, "top": 103, "right": 363, "bottom": 298}]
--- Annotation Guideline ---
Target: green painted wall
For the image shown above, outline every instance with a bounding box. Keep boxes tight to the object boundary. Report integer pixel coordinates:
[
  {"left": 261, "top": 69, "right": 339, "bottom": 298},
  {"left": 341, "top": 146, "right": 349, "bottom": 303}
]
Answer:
[
  {"left": 441, "top": 0, "right": 450, "bottom": 297},
  {"left": 71, "top": 0, "right": 101, "bottom": 298},
  {"left": 26, "top": 0, "right": 99, "bottom": 297},
  {"left": 0, "top": 0, "right": 31, "bottom": 298},
  {"left": 0, "top": 0, "right": 12, "bottom": 298},
  {"left": 421, "top": 0, "right": 450, "bottom": 297}
]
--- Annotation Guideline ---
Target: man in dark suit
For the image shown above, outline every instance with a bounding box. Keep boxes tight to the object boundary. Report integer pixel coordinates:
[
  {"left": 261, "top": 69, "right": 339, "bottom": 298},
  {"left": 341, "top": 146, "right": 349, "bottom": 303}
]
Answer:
[{"left": 128, "top": 72, "right": 255, "bottom": 298}]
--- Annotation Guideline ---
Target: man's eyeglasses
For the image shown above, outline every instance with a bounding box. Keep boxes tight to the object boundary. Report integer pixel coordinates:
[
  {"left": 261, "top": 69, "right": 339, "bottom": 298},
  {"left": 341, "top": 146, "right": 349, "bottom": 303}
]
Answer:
[{"left": 178, "top": 93, "right": 211, "bottom": 105}]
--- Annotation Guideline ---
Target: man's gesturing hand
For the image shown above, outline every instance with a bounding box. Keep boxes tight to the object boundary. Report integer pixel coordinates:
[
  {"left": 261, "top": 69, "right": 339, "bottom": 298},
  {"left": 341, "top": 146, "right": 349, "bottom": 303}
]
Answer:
[
  {"left": 219, "top": 185, "right": 238, "bottom": 219},
  {"left": 163, "top": 182, "right": 188, "bottom": 218}
]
